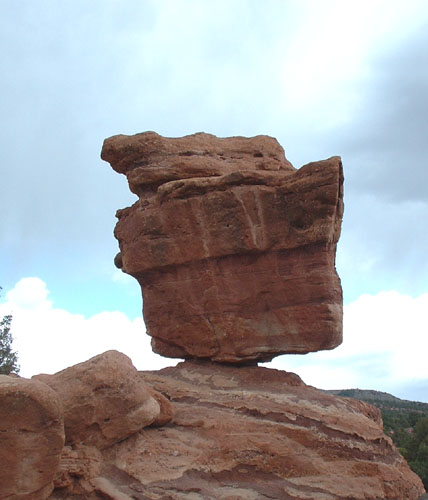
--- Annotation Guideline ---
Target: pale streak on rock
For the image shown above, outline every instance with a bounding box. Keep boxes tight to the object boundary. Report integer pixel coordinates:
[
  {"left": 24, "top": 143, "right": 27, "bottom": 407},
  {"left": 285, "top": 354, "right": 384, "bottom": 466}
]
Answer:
[{"left": 99, "top": 361, "right": 424, "bottom": 500}]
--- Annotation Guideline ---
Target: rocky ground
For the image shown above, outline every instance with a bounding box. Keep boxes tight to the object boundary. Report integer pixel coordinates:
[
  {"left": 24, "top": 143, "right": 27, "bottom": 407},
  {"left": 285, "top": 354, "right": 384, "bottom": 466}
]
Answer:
[
  {"left": 2, "top": 351, "right": 425, "bottom": 499},
  {"left": 108, "top": 360, "right": 425, "bottom": 500}
]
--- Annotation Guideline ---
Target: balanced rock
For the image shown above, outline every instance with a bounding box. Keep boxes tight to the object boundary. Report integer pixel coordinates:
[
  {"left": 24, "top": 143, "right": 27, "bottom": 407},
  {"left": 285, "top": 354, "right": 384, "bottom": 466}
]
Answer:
[
  {"left": 35, "top": 350, "right": 161, "bottom": 449},
  {"left": 0, "top": 375, "right": 64, "bottom": 500},
  {"left": 90, "top": 361, "right": 424, "bottom": 500},
  {"left": 102, "top": 132, "right": 344, "bottom": 363}
]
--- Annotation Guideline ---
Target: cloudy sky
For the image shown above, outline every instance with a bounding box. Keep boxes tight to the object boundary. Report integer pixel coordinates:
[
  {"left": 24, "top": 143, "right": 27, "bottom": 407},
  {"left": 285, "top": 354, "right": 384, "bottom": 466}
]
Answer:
[{"left": 1, "top": 1, "right": 427, "bottom": 401}]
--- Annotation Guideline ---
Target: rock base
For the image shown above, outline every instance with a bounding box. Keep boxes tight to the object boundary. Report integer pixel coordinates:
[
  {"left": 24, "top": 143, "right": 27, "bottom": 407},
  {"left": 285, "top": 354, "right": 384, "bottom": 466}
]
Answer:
[{"left": 94, "top": 361, "right": 424, "bottom": 500}]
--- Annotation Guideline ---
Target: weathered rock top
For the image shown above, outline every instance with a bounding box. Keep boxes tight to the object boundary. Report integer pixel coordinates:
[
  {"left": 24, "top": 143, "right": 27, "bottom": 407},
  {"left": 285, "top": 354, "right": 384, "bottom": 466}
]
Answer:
[
  {"left": 101, "top": 131, "right": 294, "bottom": 180},
  {"left": 102, "top": 132, "right": 344, "bottom": 363}
]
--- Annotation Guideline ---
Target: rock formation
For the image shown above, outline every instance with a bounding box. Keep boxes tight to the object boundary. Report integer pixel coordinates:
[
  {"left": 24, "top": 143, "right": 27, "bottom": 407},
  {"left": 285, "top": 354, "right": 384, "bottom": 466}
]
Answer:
[
  {"left": 106, "top": 361, "right": 425, "bottom": 500},
  {"left": 101, "top": 132, "right": 344, "bottom": 363},
  {"left": 0, "top": 351, "right": 173, "bottom": 499},
  {"left": 0, "top": 357, "right": 425, "bottom": 499},
  {"left": 34, "top": 350, "right": 167, "bottom": 449},
  {"left": 0, "top": 375, "right": 64, "bottom": 499},
  {"left": 1, "top": 132, "right": 424, "bottom": 499}
]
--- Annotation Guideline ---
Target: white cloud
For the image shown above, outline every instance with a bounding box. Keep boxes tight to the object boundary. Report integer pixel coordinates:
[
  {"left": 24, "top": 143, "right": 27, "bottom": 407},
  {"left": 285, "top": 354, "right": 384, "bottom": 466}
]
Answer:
[
  {"left": 266, "top": 290, "right": 428, "bottom": 401},
  {"left": 0, "top": 277, "right": 175, "bottom": 378},
  {"left": 6, "top": 277, "right": 51, "bottom": 310},
  {"left": 279, "top": 0, "right": 428, "bottom": 129}
]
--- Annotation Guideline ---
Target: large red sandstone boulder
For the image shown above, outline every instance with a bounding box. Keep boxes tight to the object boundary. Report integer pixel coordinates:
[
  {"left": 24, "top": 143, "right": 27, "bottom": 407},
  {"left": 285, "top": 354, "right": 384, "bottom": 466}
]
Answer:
[
  {"left": 35, "top": 350, "right": 161, "bottom": 449},
  {"left": 0, "top": 375, "right": 64, "bottom": 500},
  {"left": 102, "top": 132, "right": 344, "bottom": 363},
  {"left": 50, "top": 361, "right": 423, "bottom": 500}
]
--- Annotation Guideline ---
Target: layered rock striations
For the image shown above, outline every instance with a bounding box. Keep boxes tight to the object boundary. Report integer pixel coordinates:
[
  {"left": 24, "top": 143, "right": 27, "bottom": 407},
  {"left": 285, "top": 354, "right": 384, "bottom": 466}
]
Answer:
[
  {"left": 107, "top": 361, "right": 425, "bottom": 500},
  {"left": 101, "top": 132, "right": 344, "bottom": 363},
  {"left": 1, "top": 354, "right": 424, "bottom": 500}
]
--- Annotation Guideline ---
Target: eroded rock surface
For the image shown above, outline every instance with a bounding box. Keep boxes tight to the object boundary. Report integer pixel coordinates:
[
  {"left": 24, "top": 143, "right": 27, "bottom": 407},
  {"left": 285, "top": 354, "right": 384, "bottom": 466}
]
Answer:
[
  {"left": 0, "top": 350, "right": 413, "bottom": 500},
  {"left": 0, "top": 375, "right": 64, "bottom": 500},
  {"left": 35, "top": 350, "right": 161, "bottom": 449},
  {"left": 52, "top": 361, "right": 423, "bottom": 500},
  {"left": 53, "top": 445, "right": 103, "bottom": 492},
  {"left": 102, "top": 131, "right": 344, "bottom": 363}
]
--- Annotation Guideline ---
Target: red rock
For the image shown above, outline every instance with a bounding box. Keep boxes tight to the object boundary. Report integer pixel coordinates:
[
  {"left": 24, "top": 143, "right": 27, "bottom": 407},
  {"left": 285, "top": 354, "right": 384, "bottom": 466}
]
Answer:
[
  {"left": 107, "top": 362, "right": 425, "bottom": 499},
  {"left": 49, "top": 361, "right": 424, "bottom": 499},
  {"left": 146, "top": 385, "right": 173, "bottom": 427},
  {"left": 50, "top": 445, "right": 125, "bottom": 500},
  {"left": 0, "top": 375, "right": 64, "bottom": 500},
  {"left": 35, "top": 350, "right": 160, "bottom": 449},
  {"left": 53, "top": 445, "right": 102, "bottom": 491},
  {"left": 102, "top": 131, "right": 344, "bottom": 363}
]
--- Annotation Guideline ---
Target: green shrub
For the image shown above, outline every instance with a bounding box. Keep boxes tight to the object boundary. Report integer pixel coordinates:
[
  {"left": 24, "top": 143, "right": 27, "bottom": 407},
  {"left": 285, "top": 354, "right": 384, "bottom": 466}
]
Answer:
[{"left": 0, "top": 287, "right": 19, "bottom": 375}]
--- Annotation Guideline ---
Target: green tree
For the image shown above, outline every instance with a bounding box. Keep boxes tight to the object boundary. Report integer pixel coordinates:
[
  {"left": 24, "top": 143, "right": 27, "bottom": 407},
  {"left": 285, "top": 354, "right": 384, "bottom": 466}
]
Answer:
[
  {"left": 400, "top": 417, "right": 428, "bottom": 488},
  {"left": 0, "top": 287, "right": 19, "bottom": 375}
]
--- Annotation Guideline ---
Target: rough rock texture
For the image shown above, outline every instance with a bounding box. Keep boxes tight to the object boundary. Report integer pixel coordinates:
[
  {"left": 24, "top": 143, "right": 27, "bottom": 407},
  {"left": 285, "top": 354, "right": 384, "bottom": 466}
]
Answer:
[
  {"left": 0, "top": 375, "right": 64, "bottom": 500},
  {"left": 101, "top": 132, "right": 344, "bottom": 363},
  {"left": 48, "top": 360, "right": 424, "bottom": 500},
  {"left": 35, "top": 350, "right": 161, "bottom": 449},
  {"left": 53, "top": 445, "right": 103, "bottom": 491},
  {"left": 147, "top": 385, "right": 174, "bottom": 427}
]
